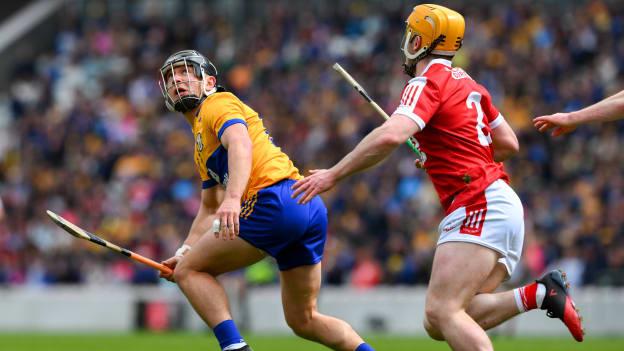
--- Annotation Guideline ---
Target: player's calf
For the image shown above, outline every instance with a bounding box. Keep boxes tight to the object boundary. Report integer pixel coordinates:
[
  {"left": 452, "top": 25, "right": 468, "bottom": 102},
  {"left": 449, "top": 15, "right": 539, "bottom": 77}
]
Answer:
[{"left": 284, "top": 311, "right": 374, "bottom": 351}]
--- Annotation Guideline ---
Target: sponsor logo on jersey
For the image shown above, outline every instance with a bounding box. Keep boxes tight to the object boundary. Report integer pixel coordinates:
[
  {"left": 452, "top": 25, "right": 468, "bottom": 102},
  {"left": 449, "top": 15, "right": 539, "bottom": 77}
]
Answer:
[
  {"left": 451, "top": 67, "right": 471, "bottom": 80},
  {"left": 442, "top": 218, "right": 463, "bottom": 232}
]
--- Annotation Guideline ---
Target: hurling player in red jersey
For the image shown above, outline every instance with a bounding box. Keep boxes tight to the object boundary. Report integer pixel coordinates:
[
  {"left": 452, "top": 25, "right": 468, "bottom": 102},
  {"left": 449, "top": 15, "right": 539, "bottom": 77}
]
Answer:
[{"left": 293, "top": 4, "right": 583, "bottom": 350}]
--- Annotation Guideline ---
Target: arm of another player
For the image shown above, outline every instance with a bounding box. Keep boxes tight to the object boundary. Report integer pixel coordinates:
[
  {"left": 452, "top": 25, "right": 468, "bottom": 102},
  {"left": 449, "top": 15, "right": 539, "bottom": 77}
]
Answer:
[
  {"left": 292, "top": 114, "right": 420, "bottom": 204},
  {"left": 534, "top": 89, "right": 624, "bottom": 137},
  {"left": 490, "top": 118, "right": 519, "bottom": 162},
  {"left": 217, "top": 123, "right": 252, "bottom": 240},
  {"left": 160, "top": 186, "right": 223, "bottom": 281}
]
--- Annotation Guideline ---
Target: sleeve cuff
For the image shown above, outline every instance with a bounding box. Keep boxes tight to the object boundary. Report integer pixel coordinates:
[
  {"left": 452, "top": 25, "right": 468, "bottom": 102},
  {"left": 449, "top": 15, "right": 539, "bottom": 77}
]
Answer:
[
  {"left": 490, "top": 113, "right": 505, "bottom": 129},
  {"left": 392, "top": 106, "right": 426, "bottom": 130},
  {"left": 217, "top": 119, "right": 247, "bottom": 140},
  {"left": 202, "top": 179, "right": 218, "bottom": 189}
]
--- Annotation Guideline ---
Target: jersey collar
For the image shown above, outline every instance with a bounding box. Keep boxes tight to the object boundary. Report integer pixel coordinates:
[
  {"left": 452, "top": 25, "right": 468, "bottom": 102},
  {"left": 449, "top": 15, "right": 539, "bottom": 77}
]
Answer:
[{"left": 421, "top": 58, "right": 452, "bottom": 76}]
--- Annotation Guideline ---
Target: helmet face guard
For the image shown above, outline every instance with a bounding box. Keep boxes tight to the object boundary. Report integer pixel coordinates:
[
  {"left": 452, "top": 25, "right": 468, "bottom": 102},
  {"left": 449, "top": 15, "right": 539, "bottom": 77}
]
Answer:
[
  {"left": 159, "top": 50, "right": 218, "bottom": 113},
  {"left": 401, "top": 28, "right": 447, "bottom": 77},
  {"left": 401, "top": 27, "right": 428, "bottom": 61},
  {"left": 400, "top": 28, "right": 425, "bottom": 77}
]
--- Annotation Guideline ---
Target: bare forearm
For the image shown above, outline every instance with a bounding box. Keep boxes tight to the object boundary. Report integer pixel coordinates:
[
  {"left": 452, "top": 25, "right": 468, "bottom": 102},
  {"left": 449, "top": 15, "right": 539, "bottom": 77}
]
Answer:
[
  {"left": 491, "top": 119, "right": 519, "bottom": 162},
  {"left": 603, "top": 89, "right": 624, "bottom": 102},
  {"left": 225, "top": 139, "right": 252, "bottom": 201},
  {"left": 185, "top": 209, "right": 216, "bottom": 245},
  {"left": 492, "top": 136, "right": 519, "bottom": 162},
  {"left": 332, "top": 127, "right": 400, "bottom": 181},
  {"left": 571, "top": 91, "right": 624, "bottom": 124},
  {"left": 493, "top": 149, "right": 514, "bottom": 162}
]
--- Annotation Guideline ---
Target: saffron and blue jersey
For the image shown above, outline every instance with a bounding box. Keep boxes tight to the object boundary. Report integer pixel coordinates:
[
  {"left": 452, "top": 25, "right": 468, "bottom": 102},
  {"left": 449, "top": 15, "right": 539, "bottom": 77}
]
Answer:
[
  {"left": 191, "top": 92, "right": 324, "bottom": 270},
  {"left": 192, "top": 92, "right": 301, "bottom": 201}
]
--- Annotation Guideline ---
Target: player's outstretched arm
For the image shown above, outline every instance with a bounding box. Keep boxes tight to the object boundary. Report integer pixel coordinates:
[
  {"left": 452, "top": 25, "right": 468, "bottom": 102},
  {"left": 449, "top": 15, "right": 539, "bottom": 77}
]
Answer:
[
  {"left": 292, "top": 114, "right": 420, "bottom": 204},
  {"left": 534, "top": 89, "right": 624, "bottom": 137},
  {"left": 490, "top": 118, "right": 519, "bottom": 162}
]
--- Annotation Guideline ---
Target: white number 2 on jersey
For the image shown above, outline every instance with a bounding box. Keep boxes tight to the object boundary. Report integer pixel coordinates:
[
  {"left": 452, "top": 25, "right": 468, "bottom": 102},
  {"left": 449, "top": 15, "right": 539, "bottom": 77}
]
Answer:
[{"left": 466, "top": 92, "right": 492, "bottom": 146}]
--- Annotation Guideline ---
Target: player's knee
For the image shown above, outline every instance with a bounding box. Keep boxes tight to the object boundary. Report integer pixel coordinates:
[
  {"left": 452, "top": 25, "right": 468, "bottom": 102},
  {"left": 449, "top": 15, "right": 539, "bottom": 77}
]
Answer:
[
  {"left": 287, "top": 319, "right": 314, "bottom": 339},
  {"left": 424, "top": 298, "right": 455, "bottom": 330},
  {"left": 284, "top": 312, "right": 315, "bottom": 339},
  {"left": 423, "top": 316, "right": 445, "bottom": 341},
  {"left": 172, "top": 261, "right": 193, "bottom": 284}
]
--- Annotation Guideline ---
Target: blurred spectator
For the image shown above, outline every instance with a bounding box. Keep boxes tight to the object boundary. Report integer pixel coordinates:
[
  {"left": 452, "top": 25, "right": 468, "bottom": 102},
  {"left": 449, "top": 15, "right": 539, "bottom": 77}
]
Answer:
[
  {"left": 0, "top": 196, "right": 4, "bottom": 222},
  {"left": 351, "top": 245, "right": 383, "bottom": 289},
  {"left": 0, "top": 0, "right": 623, "bottom": 287}
]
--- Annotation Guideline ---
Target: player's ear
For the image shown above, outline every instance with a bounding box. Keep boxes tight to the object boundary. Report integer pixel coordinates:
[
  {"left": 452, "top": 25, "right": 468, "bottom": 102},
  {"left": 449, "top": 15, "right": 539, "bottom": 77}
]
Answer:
[
  {"left": 204, "top": 75, "right": 216, "bottom": 90},
  {"left": 411, "top": 35, "right": 422, "bottom": 53}
]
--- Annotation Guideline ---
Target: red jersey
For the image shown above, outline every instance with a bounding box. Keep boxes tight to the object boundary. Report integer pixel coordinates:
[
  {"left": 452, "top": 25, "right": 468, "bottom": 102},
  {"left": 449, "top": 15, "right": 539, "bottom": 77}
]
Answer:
[{"left": 392, "top": 58, "right": 509, "bottom": 215}]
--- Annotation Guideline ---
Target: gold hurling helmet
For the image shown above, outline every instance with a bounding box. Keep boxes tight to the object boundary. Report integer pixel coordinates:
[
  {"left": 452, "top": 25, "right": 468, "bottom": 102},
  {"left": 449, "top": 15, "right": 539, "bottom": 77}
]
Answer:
[{"left": 401, "top": 4, "right": 465, "bottom": 75}]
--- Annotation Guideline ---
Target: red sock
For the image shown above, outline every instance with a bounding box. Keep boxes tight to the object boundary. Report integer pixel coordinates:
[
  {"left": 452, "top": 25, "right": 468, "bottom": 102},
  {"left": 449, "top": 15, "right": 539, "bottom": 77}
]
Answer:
[{"left": 515, "top": 282, "right": 538, "bottom": 311}]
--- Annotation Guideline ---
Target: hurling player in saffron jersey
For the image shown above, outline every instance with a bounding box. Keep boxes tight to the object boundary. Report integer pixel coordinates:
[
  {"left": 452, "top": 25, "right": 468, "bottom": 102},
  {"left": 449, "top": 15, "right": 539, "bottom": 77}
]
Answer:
[
  {"left": 293, "top": 4, "right": 583, "bottom": 350},
  {"left": 157, "top": 50, "right": 375, "bottom": 351}
]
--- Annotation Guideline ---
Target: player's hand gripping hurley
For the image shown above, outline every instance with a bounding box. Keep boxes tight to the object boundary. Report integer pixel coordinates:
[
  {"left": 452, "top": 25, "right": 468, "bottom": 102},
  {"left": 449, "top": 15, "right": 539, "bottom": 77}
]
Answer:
[
  {"left": 332, "top": 63, "right": 425, "bottom": 165},
  {"left": 46, "top": 210, "right": 173, "bottom": 275}
]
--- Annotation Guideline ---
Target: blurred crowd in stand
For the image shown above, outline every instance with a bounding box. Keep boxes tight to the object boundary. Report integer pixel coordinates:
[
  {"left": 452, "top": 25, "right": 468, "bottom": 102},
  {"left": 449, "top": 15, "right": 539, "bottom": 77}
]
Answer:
[{"left": 1, "top": 0, "right": 623, "bottom": 288}]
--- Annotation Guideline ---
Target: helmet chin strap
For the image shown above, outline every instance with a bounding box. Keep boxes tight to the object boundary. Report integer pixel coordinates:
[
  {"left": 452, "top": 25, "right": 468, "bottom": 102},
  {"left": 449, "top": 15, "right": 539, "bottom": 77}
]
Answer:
[
  {"left": 173, "top": 95, "right": 201, "bottom": 113},
  {"left": 203, "top": 86, "right": 217, "bottom": 97}
]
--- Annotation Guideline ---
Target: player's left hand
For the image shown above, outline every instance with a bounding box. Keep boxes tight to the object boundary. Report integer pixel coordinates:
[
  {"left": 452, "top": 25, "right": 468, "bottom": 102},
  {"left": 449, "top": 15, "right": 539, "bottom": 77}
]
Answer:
[
  {"left": 215, "top": 197, "right": 241, "bottom": 240},
  {"left": 291, "top": 169, "right": 337, "bottom": 204}
]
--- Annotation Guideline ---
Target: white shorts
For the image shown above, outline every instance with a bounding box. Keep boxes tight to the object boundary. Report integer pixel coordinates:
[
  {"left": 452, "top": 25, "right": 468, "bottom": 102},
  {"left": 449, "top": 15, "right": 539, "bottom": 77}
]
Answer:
[{"left": 437, "top": 179, "right": 524, "bottom": 276}]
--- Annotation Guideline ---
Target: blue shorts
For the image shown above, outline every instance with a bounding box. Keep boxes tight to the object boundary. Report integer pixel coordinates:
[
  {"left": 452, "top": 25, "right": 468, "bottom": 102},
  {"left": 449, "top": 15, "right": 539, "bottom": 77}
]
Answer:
[{"left": 239, "top": 179, "right": 327, "bottom": 271}]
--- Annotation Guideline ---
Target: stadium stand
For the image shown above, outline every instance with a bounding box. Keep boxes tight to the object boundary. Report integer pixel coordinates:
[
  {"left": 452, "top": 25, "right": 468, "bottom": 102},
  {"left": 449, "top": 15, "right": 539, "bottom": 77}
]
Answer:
[{"left": 0, "top": 0, "right": 623, "bottom": 288}]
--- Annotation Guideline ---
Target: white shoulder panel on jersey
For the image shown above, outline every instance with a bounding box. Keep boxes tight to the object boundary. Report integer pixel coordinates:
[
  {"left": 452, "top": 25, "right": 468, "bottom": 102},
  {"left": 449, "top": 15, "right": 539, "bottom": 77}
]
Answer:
[{"left": 393, "top": 77, "right": 428, "bottom": 130}]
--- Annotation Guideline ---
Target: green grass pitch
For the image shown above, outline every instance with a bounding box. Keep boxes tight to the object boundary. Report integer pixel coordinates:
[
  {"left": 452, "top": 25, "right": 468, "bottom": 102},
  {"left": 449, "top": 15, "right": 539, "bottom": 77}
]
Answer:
[{"left": 0, "top": 333, "right": 621, "bottom": 351}]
